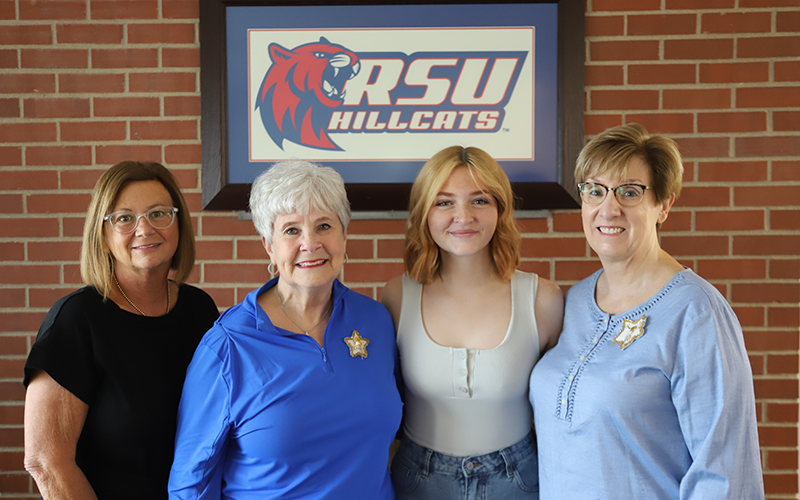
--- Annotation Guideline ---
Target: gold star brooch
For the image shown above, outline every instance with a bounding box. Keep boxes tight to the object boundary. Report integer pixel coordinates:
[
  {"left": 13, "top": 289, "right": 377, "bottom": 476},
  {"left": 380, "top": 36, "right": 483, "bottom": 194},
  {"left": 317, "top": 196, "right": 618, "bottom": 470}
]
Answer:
[
  {"left": 613, "top": 315, "right": 647, "bottom": 350},
  {"left": 344, "top": 330, "right": 369, "bottom": 359}
]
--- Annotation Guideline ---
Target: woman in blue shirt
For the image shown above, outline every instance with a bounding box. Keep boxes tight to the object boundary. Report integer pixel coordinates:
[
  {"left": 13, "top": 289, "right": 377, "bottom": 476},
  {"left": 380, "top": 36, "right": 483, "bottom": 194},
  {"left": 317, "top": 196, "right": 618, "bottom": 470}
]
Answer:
[
  {"left": 168, "top": 161, "right": 403, "bottom": 500},
  {"left": 529, "top": 124, "right": 764, "bottom": 499}
]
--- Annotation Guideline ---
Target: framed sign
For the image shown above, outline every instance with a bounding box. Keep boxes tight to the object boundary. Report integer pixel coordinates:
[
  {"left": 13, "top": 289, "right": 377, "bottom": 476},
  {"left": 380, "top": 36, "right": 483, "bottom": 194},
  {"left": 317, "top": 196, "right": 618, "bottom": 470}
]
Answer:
[{"left": 200, "top": 0, "right": 584, "bottom": 211}]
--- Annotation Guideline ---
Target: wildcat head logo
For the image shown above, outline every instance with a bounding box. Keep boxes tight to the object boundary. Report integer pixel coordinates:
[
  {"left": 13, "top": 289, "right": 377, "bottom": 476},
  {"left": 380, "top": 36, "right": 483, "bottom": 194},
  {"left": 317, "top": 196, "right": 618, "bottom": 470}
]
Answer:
[{"left": 255, "top": 37, "right": 360, "bottom": 151}]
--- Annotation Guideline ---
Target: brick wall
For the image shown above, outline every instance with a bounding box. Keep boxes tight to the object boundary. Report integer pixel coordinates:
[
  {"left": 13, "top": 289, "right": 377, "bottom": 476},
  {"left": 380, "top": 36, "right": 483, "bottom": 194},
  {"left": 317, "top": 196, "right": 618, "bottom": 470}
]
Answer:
[{"left": 0, "top": 0, "right": 798, "bottom": 497}]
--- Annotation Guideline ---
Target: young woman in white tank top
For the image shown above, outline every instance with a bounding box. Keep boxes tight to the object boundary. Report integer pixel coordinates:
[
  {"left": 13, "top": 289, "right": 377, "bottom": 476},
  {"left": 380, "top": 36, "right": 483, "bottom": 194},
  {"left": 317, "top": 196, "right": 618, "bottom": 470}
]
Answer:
[{"left": 381, "top": 146, "right": 563, "bottom": 500}]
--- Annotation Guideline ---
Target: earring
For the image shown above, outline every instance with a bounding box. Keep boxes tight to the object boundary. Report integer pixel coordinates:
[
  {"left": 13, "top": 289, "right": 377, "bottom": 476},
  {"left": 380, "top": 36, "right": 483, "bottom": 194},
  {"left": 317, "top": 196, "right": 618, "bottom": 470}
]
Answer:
[
  {"left": 343, "top": 253, "right": 349, "bottom": 265},
  {"left": 268, "top": 262, "right": 276, "bottom": 275}
]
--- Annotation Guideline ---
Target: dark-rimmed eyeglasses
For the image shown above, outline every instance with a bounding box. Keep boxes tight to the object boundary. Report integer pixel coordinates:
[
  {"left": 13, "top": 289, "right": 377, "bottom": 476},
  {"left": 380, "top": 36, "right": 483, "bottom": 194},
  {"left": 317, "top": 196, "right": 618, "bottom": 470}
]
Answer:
[
  {"left": 578, "top": 183, "right": 650, "bottom": 207},
  {"left": 104, "top": 206, "right": 179, "bottom": 234}
]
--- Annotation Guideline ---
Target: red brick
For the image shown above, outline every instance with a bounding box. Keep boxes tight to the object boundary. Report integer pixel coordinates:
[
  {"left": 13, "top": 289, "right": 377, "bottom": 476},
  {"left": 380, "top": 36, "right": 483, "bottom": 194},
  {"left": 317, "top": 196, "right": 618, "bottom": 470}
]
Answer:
[
  {"left": 516, "top": 218, "right": 548, "bottom": 233},
  {"left": 92, "top": 48, "right": 157, "bottom": 68},
  {"left": 698, "top": 111, "right": 765, "bottom": 133},
  {"left": 734, "top": 306, "right": 764, "bottom": 327},
  {"left": 593, "top": 0, "right": 661, "bottom": 10},
  {"left": 129, "top": 72, "right": 196, "bottom": 92},
  {"left": 698, "top": 161, "right": 767, "bottom": 182},
  {"left": 772, "top": 210, "right": 800, "bottom": 231},
  {"left": 585, "top": 15, "right": 624, "bottom": 37},
  {"left": 194, "top": 240, "right": 233, "bottom": 260},
  {"left": 552, "top": 212, "right": 582, "bottom": 233},
  {"left": 21, "top": 48, "right": 87, "bottom": 68},
  {"left": 19, "top": 1, "right": 86, "bottom": 20},
  {"left": 57, "top": 169, "right": 101, "bottom": 189},
  {"left": 0, "top": 264, "right": 59, "bottom": 284},
  {"left": 699, "top": 62, "right": 769, "bottom": 84},
  {"left": 767, "top": 402, "right": 799, "bottom": 423},
  {"left": 754, "top": 378, "right": 798, "bottom": 400},
  {"left": 697, "top": 259, "right": 766, "bottom": 279},
  {"left": 28, "top": 241, "right": 82, "bottom": 261},
  {"left": 163, "top": 47, "right": 200, "bottom": 68},
  {"left": 23, "top": 97, "right": 89, "bottom": 118},
  {"left": 203, "top": 287, "right": 234, "bottom": 308},
  {"left": 0, "top": 49, "right": 16, "bottom": 68},
  {"left": 0, "top": 194, "right": 23, "bottom": 213},
  {"left": 376, "top": 239, "right": 402, "bottom": 259},
  {"left": 27, "top": 193, "right": 91, "bottom": 213},
  {"left": 584, "top": 114, "right": 623, "bottom": 135},
  {"left": 236, "top": 238, "right": 267, "bottom": 260},
  {"left": 736, "top": 136, "right": 800, "bottom": 157},
  {"left": 673, "top": 137, "right": 730, "bottom": 158},
  {"left": 165, "top": 144, "right": 202, "bottom": 164},
  {"left": 0, "top": 471, "right": 30, "bottom": 492},
  {"left": 0, "top": 170, "right": 57, "bottom": 189},
  {"left": 521, "top": 237, "right": 587, "bottom": 258},
  {"left": 342, "top": 262, "right": 404, "bottom": 283},
  {"left": 770, "top": 307, "right": 799, "bottom": 328},
  {"left": 348, "top": 220, "right": 406, "bottom": 235},
  {"left": 777, "top": 10, "right": 800, "bottom": 32},
  {"left": 773, "top": 161, "right": 800, "bottom": 181},
  {"left": 696, "top": 210, "right": 764, "bottom": 231},
  {"left": 94, "top": 97, "right": 160, "bottom": 117},
  {"left": 665, "top": 39, "right": 733, "bottom": 60},
  {"left": 202, "top": 216, "right": 259, "bottom": 237},
  {"left": 0, "top": 25, "right": 53, "bottom": 45},
  {"left": 774, "top": 61, "right": 800, "bottom": 82},
  {"left": 56, "top": 24, "right": 122, "bottom": 44},
  {"left": 0, "top": 98, "right": 18, "bottom": 117},
  {"left": 0, "top": 0, "right": 14, "bottom": 20},
  {"left": 0, "top": 122, "right": 56, "bottom": 142},
  {"left": 701, "top": 12, "right": 771, "bottom": 34},
  {"left": 736, "top": 186, "right": 800, "bottom": 207},
  {"left": 129, "top": 23, "right": 195, "bottom": 43},
  {"left": 163, "top": 0, "right": 198, "bottom": 19},
  {"left": 738, "top": 87, "right": 800, "bottom": 108},
  {"left": 164, "top": 96, "right": 201, "bottom": 116},
  {"left": 0, "top": 73, "right": 55, "bottom": 93},
  {"left": 554, "top": 260, "right": 603, "bottom": 281},
  {"left": 591, "top": 90, "right": 659, "bottom": 110},
  {"left": 0, "top": 405, "right": 24, "bottom": 426},
  {"left": 768, "top": 450, "right": 798, "bottom": 470},
  {"left": 0, "top": 147, "right": 21, "bottom": 166},
  {"left": 95, "top": 145, "right": 162, "bottom": 164},
  {"left": 770, "top": 259, "right": 799, "bottom": 279},
  {"left": 628, "top": 64, "right": 695, "bottom": 85},
  {"left": 90, "top": 0, "right": 159, "bottom": 20},
  {"left": 205, "top": 263, "right": 270, "bottom": 283},
  {"left": 590, "top": 41, "right": 659, "bottom": 61},
  {"left": 667, "top": 0, "right": 734, "bottom": 7},
  {"left": 774, "top": 111, "right": 800, "bottom": 132},
  {"left": 674, "top": 186, "right": 730, "bottom": 207},
  {"left": 30, "top": 287, "right": 78, "bottom": 308},
  {"left": 27, "top": 146, "right": 92, "bottom": 166},
  {"left": 664, "top": 89, "right": 731, "bottom": 110},
  {"left": 735, "top": 235, "right": 800, "bottom": 256},
  {"left": 660, "top": 211, "right": 691, "bottom": 232},
  {"left": 733, "top": 283, "right": 799, "bottom": 303},
  {"left": 763, "top": 472, "right": 798, "bottom": 494},
  {"left": 626, "top": 113, "right": 694, "bottom": 134},
  {"left": 585, "top": 65, "right": 623, "bottom": 86},
  {"left": 661, "top": 236, "right": 728, "bottom": 256},
  {"left": 0, "top": 242, "right": 24, "bottom": 261},
  {"left": 766, "top": 352, "right": 800, "bottom": 373},
  {"left": 0, "top": 427, "right": 23, "bottom": 447},
  {"left": 739, "top": 36, "right": 800, "bottom": 58},
  {"left": 518, "top": 261, "right": 552, "bottom": 279},
  {"left": 131, "top": 120, "right": 197, "bottom": 140},
  {"left": 628, "top": 14, "right": 696, "bottom": 36},
  {"left": 61, "top": 121, "right": 127, "bottom": 141},
  {"left": 59, "top": 73, "right": 125, "bottom": 93}
]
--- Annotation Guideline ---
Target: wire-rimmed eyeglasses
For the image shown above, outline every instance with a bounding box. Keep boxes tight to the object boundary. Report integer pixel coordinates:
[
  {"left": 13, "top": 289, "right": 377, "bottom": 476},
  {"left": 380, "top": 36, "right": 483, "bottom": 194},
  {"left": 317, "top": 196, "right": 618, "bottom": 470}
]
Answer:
[
  {"left": 103, "top": 206, "right": 179, "bottom": 234},
  {"left": 577, "top": 182, "right": 651, "bottom": 207}
]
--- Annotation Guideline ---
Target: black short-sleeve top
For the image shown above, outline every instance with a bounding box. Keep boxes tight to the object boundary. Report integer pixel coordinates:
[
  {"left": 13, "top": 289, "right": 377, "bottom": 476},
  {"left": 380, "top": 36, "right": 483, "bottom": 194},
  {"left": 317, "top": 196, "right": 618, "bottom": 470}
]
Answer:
[{"left": 24, "top": 284, "right": 219, "bottom": 500}]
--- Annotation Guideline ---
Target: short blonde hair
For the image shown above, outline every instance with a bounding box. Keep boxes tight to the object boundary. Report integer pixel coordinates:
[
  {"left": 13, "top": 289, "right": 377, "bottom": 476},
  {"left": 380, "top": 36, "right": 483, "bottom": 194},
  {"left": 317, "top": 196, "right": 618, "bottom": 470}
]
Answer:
[
  {"left": 405, "top": 146, "right": 520, "bottom": 284},
  {"left": 575, "top": 123, "right": 683, "bottom": 204},
  {"left": 80, "top": 161, "right": 195, "bottom": 298}
]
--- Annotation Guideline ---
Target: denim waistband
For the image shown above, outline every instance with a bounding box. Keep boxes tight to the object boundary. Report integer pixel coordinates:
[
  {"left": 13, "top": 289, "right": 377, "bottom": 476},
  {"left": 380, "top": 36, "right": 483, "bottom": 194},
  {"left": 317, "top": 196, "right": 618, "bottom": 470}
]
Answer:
[{"left": 398, "top": 432, "right": 535, "bottom": 477}]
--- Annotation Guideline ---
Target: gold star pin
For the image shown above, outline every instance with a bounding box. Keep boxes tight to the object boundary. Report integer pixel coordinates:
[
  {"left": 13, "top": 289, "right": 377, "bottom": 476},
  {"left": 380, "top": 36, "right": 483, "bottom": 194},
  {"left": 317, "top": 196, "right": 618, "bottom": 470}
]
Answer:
[
  {"left": 613, "top": 315, "right": 647, "bottom": 350},
  {"left": 344, "top": 330, "right": 369, "bottom": 359}
]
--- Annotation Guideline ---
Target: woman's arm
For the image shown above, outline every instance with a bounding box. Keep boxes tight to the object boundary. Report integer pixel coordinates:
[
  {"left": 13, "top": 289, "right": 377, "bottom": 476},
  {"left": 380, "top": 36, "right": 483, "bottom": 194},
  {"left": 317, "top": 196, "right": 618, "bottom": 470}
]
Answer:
[
  {"left": 24, "top": 371, "right": 99, "bottom": 500},
  {"left": 534, "top": 278, "right": 564, "bottom": 354}
]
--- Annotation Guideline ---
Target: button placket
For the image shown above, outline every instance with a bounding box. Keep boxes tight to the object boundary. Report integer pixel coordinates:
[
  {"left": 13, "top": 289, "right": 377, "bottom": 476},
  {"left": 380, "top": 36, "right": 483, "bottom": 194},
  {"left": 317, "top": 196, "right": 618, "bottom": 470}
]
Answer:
[{"left": 453, "top": 347, "right": 470, "bottom": 398}]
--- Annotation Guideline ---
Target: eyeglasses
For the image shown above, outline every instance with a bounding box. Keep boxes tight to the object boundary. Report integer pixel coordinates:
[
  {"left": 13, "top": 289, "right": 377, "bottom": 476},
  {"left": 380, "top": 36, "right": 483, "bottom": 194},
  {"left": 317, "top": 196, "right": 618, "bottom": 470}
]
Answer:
[
  {"left": 578, "top": 182, "right": 650, "bottom": 207},
  {"left": 104, "top": 206, "right": 179, "bottom": 234}
]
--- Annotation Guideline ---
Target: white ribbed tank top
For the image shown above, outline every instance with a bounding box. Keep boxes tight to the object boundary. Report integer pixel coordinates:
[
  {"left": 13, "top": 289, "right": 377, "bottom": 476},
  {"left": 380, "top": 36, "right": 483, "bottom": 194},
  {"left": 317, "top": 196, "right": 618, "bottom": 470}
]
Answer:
[{"left": 398, "top": 270, "right": 541, "bottom": 456}]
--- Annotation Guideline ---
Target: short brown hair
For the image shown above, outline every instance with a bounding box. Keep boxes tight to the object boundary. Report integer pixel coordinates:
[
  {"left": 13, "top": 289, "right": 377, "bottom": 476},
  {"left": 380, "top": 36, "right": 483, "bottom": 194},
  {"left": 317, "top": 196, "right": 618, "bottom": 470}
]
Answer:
[
  {"left": 575, "top": 123, "right": 683, "bottom": 204},
  {"left": 80, "top": 161, "right": 195, "bottom": 298},
  {"left": 405, "top": 146, "right": 521, "bottom": 284}
]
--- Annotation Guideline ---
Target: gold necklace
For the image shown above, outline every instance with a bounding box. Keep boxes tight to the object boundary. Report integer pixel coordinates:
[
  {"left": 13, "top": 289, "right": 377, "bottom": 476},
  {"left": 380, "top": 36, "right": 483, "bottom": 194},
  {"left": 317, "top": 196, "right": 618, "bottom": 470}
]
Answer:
[
  {"left": 277, "top": 291, "right": 332, "bottom": 336},
  {"left": 113, "top": 274, "right": 170, "bottom": 316}
]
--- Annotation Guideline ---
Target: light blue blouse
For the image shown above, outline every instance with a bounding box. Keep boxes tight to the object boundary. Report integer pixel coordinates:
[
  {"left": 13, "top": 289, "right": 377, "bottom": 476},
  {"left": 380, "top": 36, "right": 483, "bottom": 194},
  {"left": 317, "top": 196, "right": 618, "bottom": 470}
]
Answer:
[
  {"left": 168, "top": 278, "right": 403, "bottom": 500},
  {"left": 529, "top": 269, "right": 764, "bottom": 499}
]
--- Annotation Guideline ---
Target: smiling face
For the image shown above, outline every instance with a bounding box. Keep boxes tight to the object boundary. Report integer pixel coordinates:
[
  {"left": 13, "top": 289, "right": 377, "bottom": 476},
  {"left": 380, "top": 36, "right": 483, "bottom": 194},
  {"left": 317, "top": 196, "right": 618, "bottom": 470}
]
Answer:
[
  {"left": 582, "top": 156, "right": 673, "bottom": 264},
  {"left": 427, "top": 166, "right": 498, "bottom": 260},
  {"left": 263, "top": 211, "right": 346, "bottom": 294},
  {"left": 104, "top": 180, "right": 179, "bottom": 279}
]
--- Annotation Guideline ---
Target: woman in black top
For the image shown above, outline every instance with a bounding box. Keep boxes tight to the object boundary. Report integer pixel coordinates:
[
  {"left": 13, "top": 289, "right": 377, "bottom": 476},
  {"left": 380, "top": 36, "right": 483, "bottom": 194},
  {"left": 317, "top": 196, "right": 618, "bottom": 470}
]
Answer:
[{"left": 23, "top": 161, "right": 219, "bottom": 499}]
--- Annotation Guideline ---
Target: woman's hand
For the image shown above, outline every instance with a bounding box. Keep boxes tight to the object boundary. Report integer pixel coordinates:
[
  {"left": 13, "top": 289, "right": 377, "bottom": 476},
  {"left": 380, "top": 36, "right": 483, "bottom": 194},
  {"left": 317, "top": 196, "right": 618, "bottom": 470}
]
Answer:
[{"left": 24, "top": 371, "right": 98, "bottom": 500}]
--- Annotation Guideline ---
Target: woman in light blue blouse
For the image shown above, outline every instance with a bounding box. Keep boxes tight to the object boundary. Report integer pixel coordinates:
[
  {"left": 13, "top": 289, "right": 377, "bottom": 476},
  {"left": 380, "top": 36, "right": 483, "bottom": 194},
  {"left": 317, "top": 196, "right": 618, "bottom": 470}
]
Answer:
[{"left": 529, "top": 124, "right": 764, "bottom": 499}]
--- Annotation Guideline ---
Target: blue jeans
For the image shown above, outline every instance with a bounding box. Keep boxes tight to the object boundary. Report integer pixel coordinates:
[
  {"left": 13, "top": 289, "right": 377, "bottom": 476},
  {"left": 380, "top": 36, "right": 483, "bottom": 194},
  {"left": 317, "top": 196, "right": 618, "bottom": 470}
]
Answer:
[{"left": 391, "top": 432, "right": 539, "bottom": 500}]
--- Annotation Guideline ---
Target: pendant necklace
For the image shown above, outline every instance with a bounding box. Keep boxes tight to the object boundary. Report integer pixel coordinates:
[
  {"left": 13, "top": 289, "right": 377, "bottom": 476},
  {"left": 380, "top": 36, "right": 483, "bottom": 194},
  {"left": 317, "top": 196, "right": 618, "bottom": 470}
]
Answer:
[
  {"left": 114, "top": 273, "right": 170, "bottom": 316},
  {"left": 277, "top": 291, "right": 331, "bottom": 336}
]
